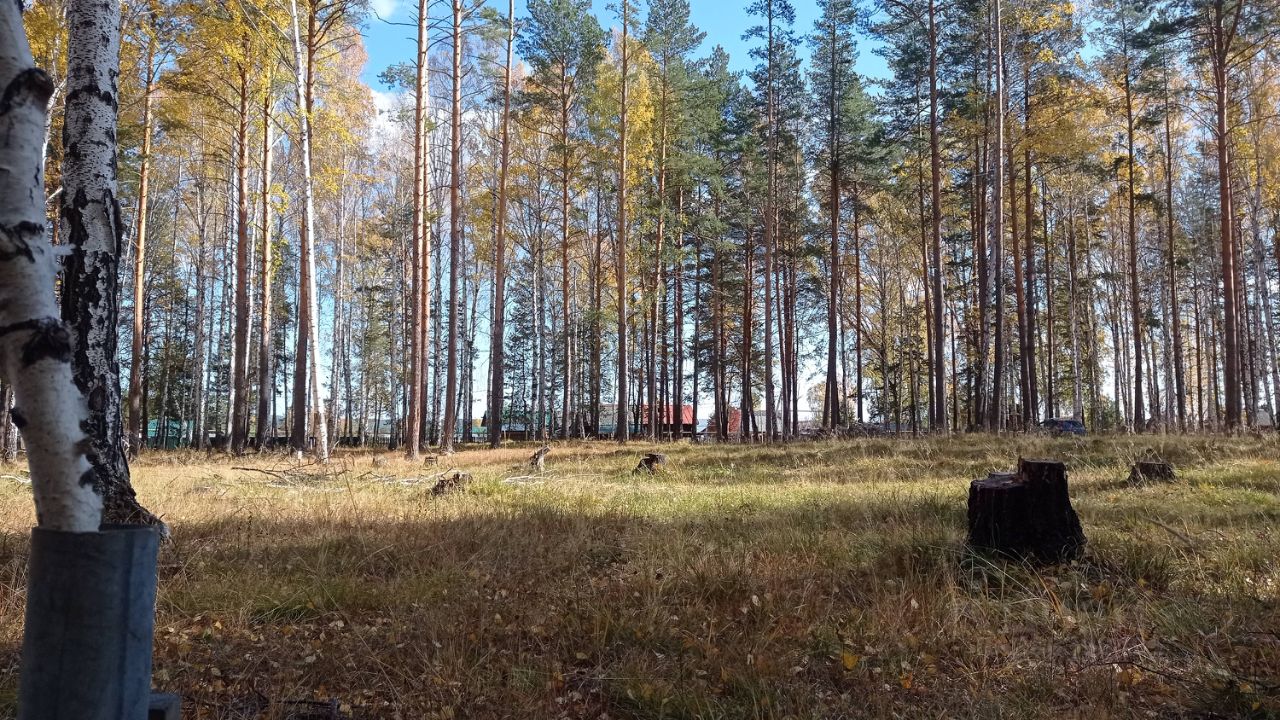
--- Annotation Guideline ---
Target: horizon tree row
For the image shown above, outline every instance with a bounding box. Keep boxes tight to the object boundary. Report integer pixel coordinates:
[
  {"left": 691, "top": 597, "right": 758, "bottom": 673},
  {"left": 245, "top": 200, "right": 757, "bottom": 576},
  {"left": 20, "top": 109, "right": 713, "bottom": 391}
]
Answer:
[{"left": 4, "top": 0, "right": 1279, "bottom": 467}]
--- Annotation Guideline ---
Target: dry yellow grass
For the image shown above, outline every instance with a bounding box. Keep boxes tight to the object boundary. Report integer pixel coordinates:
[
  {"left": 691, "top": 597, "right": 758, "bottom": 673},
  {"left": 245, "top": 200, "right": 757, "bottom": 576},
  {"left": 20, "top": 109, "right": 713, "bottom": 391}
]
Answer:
[{"left": 0, "top": 435, "right": 1277, "bottom": 719}]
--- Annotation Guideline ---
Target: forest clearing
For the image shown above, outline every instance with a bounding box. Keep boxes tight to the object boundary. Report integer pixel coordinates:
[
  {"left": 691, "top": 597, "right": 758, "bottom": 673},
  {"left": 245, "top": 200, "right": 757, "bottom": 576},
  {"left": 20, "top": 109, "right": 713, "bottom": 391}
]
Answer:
[
  {"left": 4, "top": 0, "right": 1280, "bottom": 715},
  {"left": 2, "top": 435, "right": 1276, "bottom": 718}
]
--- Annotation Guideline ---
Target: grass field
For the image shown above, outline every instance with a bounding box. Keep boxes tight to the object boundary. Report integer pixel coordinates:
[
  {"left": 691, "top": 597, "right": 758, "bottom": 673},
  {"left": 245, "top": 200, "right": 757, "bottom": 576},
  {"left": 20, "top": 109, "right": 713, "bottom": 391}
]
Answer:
[{"left": 1, "top": 435, "right": 1278, "bottom": 719}]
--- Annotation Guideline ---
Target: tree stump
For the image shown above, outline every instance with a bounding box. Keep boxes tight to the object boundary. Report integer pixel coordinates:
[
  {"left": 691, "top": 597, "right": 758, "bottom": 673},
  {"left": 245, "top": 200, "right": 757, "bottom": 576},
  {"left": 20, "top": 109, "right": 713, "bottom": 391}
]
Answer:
[
  {"left": 277, "top": 698, "right": 343, "bottom": 720},
  {"left": 1128, "top": 459, "right": 1175, "bottom": 485},
  {"left": 529, "top": 445, "right": 550, "bottom": 472},
  {"left": 633, "top": 453, "right": 667, "bottom": 474},
  {"left": 431, "top": 470, "right": 472, "bottom": 497},
  {"left": 968, "top": 458, "right": 1085, "bottom": 562},
  {"left": 148, "top": 692, "right": 181, "bottom": 720}
]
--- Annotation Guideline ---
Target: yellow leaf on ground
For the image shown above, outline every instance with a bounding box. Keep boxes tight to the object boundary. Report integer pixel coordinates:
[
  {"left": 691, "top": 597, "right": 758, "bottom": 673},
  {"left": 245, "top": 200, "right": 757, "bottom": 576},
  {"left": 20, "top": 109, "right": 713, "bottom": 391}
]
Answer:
[{"left": 841, "top": 651, "right": 860, "bottom": 671}]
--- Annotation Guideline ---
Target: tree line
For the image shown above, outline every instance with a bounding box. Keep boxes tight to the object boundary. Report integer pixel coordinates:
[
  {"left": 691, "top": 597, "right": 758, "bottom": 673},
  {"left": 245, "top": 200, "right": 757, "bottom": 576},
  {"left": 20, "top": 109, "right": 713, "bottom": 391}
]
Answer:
[{"left": 6, "top": 0, "right": 1280, "bottom": 466}]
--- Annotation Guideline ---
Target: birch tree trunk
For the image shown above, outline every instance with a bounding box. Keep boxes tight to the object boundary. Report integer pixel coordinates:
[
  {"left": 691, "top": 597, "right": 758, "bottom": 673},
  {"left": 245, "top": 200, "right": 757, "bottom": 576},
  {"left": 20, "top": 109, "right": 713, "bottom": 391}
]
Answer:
[
  {"left": 0, "top": 0, "right": 101, "bottom": 533},
  {"left": 1067, "top": 198, "right": 1084, "bottom": 421},
  {"left": 59, "top": 0, "right": 158, "bottom": 526},
  {"left": 288, "top": 0, "right": 329, "bottom": 461},
  {"left": 329, "top": 159, "right": 349, "bottom": 447},
  {"left": 191, "top": 183, "right": 209, "bottom": 449}
]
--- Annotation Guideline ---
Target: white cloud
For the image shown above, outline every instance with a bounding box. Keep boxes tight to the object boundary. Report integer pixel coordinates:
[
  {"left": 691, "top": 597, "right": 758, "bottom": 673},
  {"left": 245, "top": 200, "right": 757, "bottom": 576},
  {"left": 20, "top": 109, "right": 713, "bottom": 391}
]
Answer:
[
  {"left": 368, "top": 88, "right": 406, "bottom": 150},
  {"left": 370, "top": 0, "right": 399, "bottom": 19}
]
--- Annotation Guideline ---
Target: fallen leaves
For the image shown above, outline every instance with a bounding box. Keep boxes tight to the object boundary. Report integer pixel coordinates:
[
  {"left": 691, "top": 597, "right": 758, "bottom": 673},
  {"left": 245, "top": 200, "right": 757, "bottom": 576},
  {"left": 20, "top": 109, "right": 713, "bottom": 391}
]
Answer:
[{"left": 841, "top": 651, "right": 860, "bottom": 671}]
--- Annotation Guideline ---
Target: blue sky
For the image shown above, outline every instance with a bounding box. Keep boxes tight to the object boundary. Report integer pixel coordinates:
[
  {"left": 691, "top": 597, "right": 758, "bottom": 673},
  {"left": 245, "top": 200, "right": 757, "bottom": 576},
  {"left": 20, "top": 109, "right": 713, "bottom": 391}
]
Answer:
[{"left": 360, "top": 0, "right": 888, "bottom": 91}]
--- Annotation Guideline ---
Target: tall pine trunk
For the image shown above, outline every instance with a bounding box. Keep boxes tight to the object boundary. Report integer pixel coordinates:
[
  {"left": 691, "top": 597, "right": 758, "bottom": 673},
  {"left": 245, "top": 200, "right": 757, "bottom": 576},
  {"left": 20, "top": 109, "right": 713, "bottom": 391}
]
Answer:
[
  {"left": 127, "top": 29, "right": 156, "bottom": 457},
  {"left": 822, "top": 18, "right": 841, "bottom": 431},
  {"left": 762, "top": 6, "right": 777, "bottom": 442},
  {"left": 928, "top": 0, "right": 946, "bottom": 433},
  {"left": 489, "top": 0, "right": 513, "bottom": 448},
  {"left": 1123, "top": 45, "right": 1144, "bottom": 432},
  {"left": 230, "top": 61, "right": 252, "bottom": 454},
  {"left": 1211, "top": 0, "right": 1240, "bottom": 429},
  {"left": 615, "top": 0, "right": 631, "bottom": 444},
  {"left": 440, "top": 0, "right": 463, "bottom": 452},
  {"left": 406, "top": 0, "right": 428, "bottom": 458},
  {"left": 987, "top": 0, "right": 1006, "bottom": 432},
  {"left": 1163, "top": 73, "right": 1186, "bottom": 429},
  {"left": 256, "top": 86, "right": 275, "bottom": 448}
]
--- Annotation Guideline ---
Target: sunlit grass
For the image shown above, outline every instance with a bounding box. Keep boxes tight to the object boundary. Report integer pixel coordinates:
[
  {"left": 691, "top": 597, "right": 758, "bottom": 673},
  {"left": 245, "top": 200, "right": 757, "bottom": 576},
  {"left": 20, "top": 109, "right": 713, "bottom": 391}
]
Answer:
[{"left": 0, "top": 434, "right": 1277, "bottom": 718}]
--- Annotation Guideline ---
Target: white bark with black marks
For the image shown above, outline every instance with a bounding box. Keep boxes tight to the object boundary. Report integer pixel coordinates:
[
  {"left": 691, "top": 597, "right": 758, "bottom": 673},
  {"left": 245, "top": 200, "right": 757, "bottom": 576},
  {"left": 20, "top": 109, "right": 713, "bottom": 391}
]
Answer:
[
  {"left": 0, "top": 0, "right": 101, "bottom": 532},
  {"left": 58, "top": 0, "right": 158, "bottom": 526},
  {"left": 288, "top": 0, "right": 329, "bottom": 461}
]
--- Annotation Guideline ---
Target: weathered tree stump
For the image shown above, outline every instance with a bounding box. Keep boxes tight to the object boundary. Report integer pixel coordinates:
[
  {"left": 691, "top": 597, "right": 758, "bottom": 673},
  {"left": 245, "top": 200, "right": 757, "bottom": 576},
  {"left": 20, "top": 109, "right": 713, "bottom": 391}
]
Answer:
[
  {"left": 149, "top": 692, "right": 181, "bottom": 720},
  {"left": 633, "top": 453, "right": 667, "bottom": 474},
  {"left": 431, "top": 470, "right": 472, "bottom": 497},
  {"left": 1128, "top": 459, "right": 1175, "bottom": 484},
  {"left": 277, "top": 698, "right": 343, "bottom": 720},
  {"left": 967, "top": 458, "right": 1085, "bottom": 562},
  {"left": 529, "top": 445, "right": 550, "bottom": 472}
]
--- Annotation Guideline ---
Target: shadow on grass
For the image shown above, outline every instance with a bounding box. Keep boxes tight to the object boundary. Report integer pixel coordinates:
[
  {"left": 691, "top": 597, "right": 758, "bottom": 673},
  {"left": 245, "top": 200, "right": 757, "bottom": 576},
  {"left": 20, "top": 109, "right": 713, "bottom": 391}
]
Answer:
[{"left": 0, "top": 482, "right": 1276, "bottom": 720}]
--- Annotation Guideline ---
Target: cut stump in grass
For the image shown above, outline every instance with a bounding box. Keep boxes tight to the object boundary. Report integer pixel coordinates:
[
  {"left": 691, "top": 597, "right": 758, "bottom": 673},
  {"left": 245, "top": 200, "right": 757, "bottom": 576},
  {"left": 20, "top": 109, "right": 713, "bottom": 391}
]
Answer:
[
  {"left": 634, "top": 453, "right": 667, "bottom": 474},
  {"left": 968, "top": 458, "right": 1085, "bottom": 563},
  {"left": 431, "top": 470, "right": 472, "bottom": 497},
  {"left": 1128, "top": 459, "right": 1175, "bottom": 485},
  {"left": 529, "top": 445, "right": 550, "bottom": 472}
]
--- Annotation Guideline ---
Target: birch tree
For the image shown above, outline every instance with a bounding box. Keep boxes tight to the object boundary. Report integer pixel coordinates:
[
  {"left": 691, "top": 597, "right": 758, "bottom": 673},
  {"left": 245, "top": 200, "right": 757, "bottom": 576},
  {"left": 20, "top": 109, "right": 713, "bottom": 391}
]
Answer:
[
  {"left": 59, "top": 0, "right": 158, "bottom": 524},
  {"left": 0, "top": 0, "right": 100, "bottom": 533},
  {"left": 288, "top": 0, "right": 330, "bottom": 460}
]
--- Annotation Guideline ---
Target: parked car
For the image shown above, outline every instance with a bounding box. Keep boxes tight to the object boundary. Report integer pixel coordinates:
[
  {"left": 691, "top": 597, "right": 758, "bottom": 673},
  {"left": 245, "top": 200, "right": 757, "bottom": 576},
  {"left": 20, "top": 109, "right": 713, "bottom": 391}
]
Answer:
[{"left": 1040, "top": 418, "right": 1086, "bottom": 436}]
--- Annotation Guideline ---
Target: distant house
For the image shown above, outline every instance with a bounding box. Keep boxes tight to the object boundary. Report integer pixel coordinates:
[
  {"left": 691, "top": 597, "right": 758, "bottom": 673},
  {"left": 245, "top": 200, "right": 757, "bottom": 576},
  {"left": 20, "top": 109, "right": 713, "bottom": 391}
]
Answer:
[
  {"left": 482, "top": 410, "right": 556, "bottom": 442},
  {"left": 639, "top": 404, "right": 695, "bottom": 437},
  {"left": 706, "top": 408, "right": 742, "bottom": 436},
  {"left": 482, "top": 404, "right": 696, "bottom": 440},
  {"left": 144, "top": 419, "right": 192, "bottom": 449}
]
